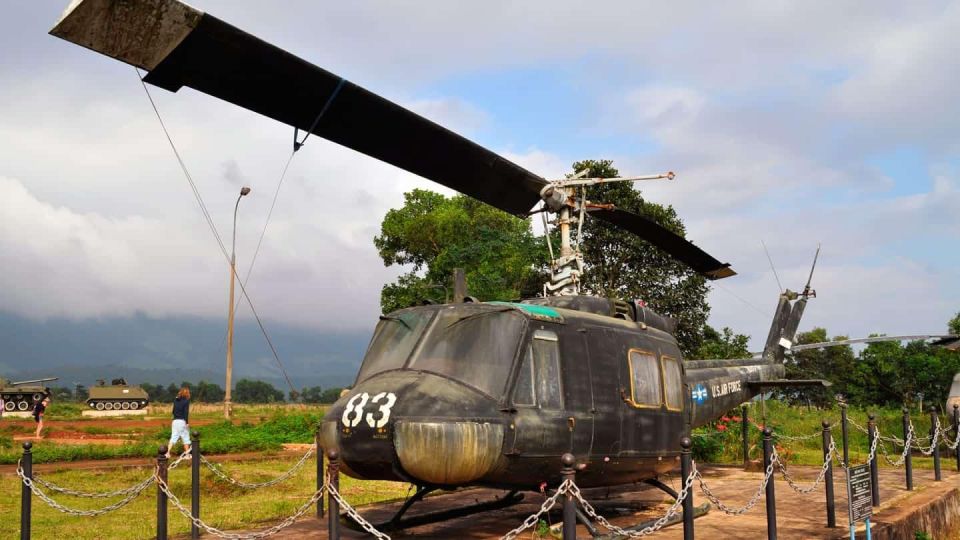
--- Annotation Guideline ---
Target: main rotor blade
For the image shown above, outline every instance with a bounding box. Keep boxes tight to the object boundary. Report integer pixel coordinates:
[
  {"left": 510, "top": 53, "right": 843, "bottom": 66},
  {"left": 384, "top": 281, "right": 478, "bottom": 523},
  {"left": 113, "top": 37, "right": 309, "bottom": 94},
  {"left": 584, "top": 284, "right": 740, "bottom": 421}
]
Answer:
[
  {"left": 50, "top": 0, "right": 547, "bottom": 215},
  {"left": 790, "top": 334, "right": 959, "bottom": 352},
  {"left": 589, "top": 208, "right": 735, "bottom": 280}
]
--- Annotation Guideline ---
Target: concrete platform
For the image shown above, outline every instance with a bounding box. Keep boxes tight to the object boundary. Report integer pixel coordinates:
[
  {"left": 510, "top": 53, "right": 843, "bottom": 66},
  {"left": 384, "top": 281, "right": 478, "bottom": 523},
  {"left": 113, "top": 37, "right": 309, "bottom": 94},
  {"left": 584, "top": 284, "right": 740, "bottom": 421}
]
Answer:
[
  {"left": 1, "top": 412, "right": 33, "bottom": 419},
  {"left": 235, "top": 465, "right": 959, "bottom": 540},
  {"left": 81, "top": 409, "right": 148, "bottom": 417}
]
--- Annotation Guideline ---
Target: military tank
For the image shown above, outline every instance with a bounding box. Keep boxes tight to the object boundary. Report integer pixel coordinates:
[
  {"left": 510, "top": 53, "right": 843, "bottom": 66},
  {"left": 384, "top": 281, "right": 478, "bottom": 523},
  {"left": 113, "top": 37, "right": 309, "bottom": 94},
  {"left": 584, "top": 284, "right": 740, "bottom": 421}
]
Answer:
[
  {"left": 86, "top": 378, "right": 150, "bottom": 411},
  {"left": 1, "top": 377, "right": 57, "bottom": 412}
]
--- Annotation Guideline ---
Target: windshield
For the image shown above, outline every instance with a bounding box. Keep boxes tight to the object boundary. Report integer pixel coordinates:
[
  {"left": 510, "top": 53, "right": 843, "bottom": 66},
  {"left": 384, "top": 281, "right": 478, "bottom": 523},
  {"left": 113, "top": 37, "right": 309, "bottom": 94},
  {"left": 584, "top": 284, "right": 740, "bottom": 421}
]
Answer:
[
  {"left": 356, "top": 309, "right": 434, "bottom": 383},
  {"left": 410, "top": 306, "right": 525, "bottom": 397}
]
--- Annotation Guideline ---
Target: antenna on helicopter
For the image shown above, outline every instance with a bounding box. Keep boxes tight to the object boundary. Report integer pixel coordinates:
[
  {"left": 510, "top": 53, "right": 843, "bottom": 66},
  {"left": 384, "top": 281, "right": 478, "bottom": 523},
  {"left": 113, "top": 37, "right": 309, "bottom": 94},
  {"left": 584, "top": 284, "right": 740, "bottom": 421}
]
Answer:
[{"left": 538, "top": 170, "right": 676, "bottom": 296}]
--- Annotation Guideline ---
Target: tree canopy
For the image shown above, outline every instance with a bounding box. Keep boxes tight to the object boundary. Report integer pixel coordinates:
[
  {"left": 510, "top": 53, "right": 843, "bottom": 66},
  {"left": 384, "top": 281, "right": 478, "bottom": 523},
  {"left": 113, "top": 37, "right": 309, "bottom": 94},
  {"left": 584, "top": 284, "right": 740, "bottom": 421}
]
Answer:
[
  {"left": 234, "top": 379, "right": 284, "bottom": 403},
  {"left": 374, "top": 189, "right": 546, "bottom": 312},
  {"left": 692, "top": 325, "right": 750, "bottom": 360}
]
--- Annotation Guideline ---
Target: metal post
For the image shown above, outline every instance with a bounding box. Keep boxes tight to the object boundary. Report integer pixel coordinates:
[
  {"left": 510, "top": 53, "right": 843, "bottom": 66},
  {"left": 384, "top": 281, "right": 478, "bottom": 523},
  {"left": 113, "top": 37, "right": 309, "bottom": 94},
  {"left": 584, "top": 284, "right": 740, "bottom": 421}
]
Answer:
[
  {"left": 742, "top": 405, "right": 750, "bottom": 468},
  {"left": 327, "top": 449, "right": 340, "bottom": 540},
  {"left": 453, "top": 268, "right": 467, "bottom": 303},
  {"left": 20, "top": 442, "right": 32, "bottom": 540},
  {"left": 902, "top": 407, "right": 913, "bottom": 491},
  {"left": 954, "top": 404, "right": 959, "bottom": 472},
  {"left": 681, "top": 437, "right": 694, "bottom": 540},
  {"left": 316, "top": 427, "right": 324, "bottom": 519},
  {"left": 191, "top": 432, "right": 200, "bottom": 540},
  {"left": 762, "top": 428, "right": 777, "bottom": 540},
  {"left": 840, "top": 403, "right": 850, "bottom": 468},
  {"left": 157, "top": 445, "right": 169, "bottom": 540},
  {"left": 561, "top": 453, "right": 577, "bottom": 540},
  {"left": 931, "top": 406, "right": 941, "bottom": 481},
  {"left": 822, "top": 421, "right": 836, "bottom": 528},
  {"left": 867, "top": 414, "right": 879, "bottom": 506}
]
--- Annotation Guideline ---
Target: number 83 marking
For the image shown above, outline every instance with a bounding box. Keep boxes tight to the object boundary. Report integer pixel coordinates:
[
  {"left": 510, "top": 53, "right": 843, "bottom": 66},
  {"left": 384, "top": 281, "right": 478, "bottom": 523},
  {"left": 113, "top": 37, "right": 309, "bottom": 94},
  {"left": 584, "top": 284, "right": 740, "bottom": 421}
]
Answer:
[{"left": 341, "top": 392, "right": 397, "bottom": 429}]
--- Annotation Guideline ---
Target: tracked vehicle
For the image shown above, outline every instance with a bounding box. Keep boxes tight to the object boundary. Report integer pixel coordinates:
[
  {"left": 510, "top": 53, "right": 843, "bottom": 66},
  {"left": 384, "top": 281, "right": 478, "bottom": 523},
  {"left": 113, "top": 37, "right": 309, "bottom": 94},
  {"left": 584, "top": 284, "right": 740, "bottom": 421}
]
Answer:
[
  {"left": 1, "top": 377, "right": 57, "bottom": 412},
  {"left": 86, "top": 378, "right": 150, "bottom": 411}
]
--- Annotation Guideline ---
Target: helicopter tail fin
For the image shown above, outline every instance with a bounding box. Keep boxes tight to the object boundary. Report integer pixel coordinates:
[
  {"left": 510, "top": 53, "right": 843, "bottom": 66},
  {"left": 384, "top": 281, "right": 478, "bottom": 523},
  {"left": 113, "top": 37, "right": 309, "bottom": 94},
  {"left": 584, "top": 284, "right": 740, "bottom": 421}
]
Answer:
[{"left": 760, "top": 246, "right": 819, "bottom": 363}]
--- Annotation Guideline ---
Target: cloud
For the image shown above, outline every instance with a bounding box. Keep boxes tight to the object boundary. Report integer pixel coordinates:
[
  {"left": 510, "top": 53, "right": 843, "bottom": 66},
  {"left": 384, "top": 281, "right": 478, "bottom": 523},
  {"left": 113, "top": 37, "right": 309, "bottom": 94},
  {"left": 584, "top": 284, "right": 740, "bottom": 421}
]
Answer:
[{"left": 1, "top": 0, "right": 957, "bottom": 353}]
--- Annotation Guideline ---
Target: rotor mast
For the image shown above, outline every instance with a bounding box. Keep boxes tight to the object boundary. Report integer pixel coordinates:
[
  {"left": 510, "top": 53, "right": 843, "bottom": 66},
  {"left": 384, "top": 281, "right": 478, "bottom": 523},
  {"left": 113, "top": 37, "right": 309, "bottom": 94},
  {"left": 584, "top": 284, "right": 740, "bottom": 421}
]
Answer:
[{"left": 540, "top": 171, "right": 675, "bottom": 296}]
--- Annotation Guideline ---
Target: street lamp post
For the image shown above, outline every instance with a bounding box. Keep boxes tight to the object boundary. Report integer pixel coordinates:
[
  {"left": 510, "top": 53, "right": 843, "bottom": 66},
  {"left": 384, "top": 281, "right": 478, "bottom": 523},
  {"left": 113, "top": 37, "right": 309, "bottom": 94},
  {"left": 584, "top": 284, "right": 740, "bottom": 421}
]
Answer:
[{"left": 224, "top": 186, "right": 251, "bottom": 420}]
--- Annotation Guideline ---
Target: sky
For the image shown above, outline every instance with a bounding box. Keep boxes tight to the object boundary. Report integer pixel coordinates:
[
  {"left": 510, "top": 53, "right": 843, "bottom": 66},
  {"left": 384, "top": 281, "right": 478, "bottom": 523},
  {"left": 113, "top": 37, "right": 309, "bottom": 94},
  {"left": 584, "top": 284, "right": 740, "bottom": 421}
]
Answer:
[{"left": 1, "top": 0, "right": 958, "bottom": 361}]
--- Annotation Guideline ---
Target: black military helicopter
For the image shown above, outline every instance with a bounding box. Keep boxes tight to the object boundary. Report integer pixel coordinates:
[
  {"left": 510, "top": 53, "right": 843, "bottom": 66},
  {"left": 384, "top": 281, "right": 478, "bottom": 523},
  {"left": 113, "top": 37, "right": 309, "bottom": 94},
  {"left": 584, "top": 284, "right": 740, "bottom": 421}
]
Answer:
[{"left": 51, "top": 0, "right": 840, "bottom": 531}]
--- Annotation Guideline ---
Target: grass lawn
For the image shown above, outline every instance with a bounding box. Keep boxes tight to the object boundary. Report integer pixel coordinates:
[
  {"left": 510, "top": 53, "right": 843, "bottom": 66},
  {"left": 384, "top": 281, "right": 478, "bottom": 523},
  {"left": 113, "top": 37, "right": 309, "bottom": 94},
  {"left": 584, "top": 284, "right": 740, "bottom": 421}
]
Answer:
[{"left": 1, "top": 455, "right": 410, "bottom": 540}]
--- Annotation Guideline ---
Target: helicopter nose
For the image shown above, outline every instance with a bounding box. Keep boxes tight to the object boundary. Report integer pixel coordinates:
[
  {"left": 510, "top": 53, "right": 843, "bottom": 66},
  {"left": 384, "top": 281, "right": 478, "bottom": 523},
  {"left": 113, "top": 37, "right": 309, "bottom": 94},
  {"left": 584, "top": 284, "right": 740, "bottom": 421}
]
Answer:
[
  {"left": 393, "top": 419, "right": 503, "bottom": 485},
  {"left": 319, "top": 372, "right": 505, "bottom": 485}
]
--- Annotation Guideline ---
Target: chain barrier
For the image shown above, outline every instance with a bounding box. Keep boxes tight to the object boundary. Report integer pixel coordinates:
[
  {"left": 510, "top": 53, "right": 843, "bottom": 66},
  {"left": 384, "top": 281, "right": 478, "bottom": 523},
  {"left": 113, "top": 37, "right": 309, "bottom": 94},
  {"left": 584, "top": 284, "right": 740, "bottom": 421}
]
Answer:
[
  {"left": 201, "top": 446, "right": 315, "bottom": 489},
  {"left": 877, "top": 423, "right": 914, "bottom": 467},
  {"left": 17, "top": 460, "right": 153, "bottom": 517},
  {"left": 499, "top": 481, "right": 570, "bottom": 540},
  {"left": 698, "top": 450, "right": 777, "bottom": 515},
  {"left": 912, "top": 418, "right": 941, "bottom": 455},
  {"left": 326, "top": 475, "right": 393, "bottom": 540},
  {"left": 28, "top": 451, "right": 189, "bottom": 499},
  {"left": 833, "top": 427, "right": 879, "bottom": 470},
  {"left": 154, "top": 465, "right": 325, "bottom": 540},
  {"left": 573, "top": 467, "right": 697, "bottom": 538},
  {"left": 944, "top": 423, "right": 960, "bottom": 451},
  {"left": 775, "top": 438, "right": 836, "bottom": 494}
]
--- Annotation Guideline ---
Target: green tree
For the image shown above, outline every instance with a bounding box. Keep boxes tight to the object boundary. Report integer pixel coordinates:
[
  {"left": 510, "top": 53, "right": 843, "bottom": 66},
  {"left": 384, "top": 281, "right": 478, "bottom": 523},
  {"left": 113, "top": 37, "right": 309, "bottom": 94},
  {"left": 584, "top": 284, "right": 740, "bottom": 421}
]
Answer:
[
  {"left": 141, "top": 383, "right": 165, "bottom": 402},
  {"left": 574, "top": 159, "right": 711, "bottom": 356},
  {"left": 692, "top": 325, "right": 750, "bottom": 360},
  {"left": 301, "top": 386, "right": 324, "bottom": 404},
  {"left": 374, "top": 189, "right": 547, "bottom": 312},
  {"left": 234, "top": 379, "right": 285, "bottom": 403},
  {"left": 193, "top": 381, "right": 225, "bottom": 402},
  {"left": 949, "top": 311, "right": 960, "bottom": 335},
  {"left": 782, "top": 328, "right": 855, "bottom": 406},
  {"left": 320, "top": 387, "right": 345, "bottom": 404}
]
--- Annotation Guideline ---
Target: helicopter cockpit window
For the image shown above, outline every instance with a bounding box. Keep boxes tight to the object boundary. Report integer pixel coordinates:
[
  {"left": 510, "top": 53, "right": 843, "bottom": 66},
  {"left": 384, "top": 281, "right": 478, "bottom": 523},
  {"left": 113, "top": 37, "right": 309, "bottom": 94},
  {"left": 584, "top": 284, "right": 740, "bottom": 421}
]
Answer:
[
  {"left": 628, "top": 349, "right": 662, "bottom": 407},
  {"left": 661, "top": 356, "right": 682, "bottom": 411},
  {"left": 512, "top": 329, "right": 562, "bottom": 408},
  {"left": 356, "top": 310, "right": 434, "bottom": 383},
  {"left": 412, "top": 307, "right": 525, "bottom": 397}
]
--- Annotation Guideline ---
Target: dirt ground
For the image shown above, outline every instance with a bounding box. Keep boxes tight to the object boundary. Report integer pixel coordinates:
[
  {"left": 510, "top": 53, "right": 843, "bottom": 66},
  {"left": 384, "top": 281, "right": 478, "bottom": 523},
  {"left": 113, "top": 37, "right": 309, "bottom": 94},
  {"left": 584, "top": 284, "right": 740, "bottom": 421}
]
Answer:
[{"left": 237, "top": 465, "right": 958, "bottom": 540}]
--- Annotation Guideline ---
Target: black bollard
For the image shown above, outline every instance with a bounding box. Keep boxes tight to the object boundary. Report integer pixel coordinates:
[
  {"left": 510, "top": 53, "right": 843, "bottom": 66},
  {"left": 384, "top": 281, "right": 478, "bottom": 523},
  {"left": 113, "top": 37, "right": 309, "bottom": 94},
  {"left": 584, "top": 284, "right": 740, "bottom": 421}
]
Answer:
[
  {"left": 742, "top": 405, "right": 750, "bottom": 469},
  {"left": 822, "top": 421, "right": 835, "bottom": 528},
  {"left": 561, "top": 453, "right": 577, "bottom": 540},
  {"left": 681, "top": 437, "right": 694, "bottom": 540},
  {"left": 867, "top": 414, "right": 880, "bottom": 506},
  {"left": 316, "top": 427, "right": 324, "bottom": 519},
  {"left": 902, "top": 407, "right": 913, "bottom": 491},
  {"left": 20, "top": 441, "right": 32, "bottom": 540},
  {"left": 327, "top": 449, "right": 340, "bottom": 540},
  {"left": 762, "top": 428, "right": 777, "bottom": 540},
  {"left": 191, "top": 432, "right": 200, "bottom": 540},
  {"left": 954, "top": 404, "right": 960, "bottom": 472},
  {"left": 839, "top": 403, "right": 849, "bottom": 469},
  {"left": 931, "top": 406, "right": 942, "bottom": 481},
  {"left": 157, "top": 445, "right": 169, "bottom": 540}
]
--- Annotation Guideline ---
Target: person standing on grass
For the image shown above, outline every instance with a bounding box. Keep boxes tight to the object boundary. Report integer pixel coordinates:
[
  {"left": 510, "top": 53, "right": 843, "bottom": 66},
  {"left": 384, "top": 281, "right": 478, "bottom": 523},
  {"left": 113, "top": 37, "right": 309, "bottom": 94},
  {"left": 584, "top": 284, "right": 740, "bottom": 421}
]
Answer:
[
  {"left": 167, "top": 387, "right": 191, "bottom": 458},
  {"left": 33, "top": 396, "right": 50, "bottom": 439}
]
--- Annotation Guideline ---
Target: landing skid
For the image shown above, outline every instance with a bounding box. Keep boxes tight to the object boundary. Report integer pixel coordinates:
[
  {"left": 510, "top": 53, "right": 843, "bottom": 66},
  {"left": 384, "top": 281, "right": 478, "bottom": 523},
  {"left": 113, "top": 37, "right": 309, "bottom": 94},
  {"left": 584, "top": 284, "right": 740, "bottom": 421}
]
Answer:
[
  {"left": 342, "top": 487, "right": 524, "bottom": 532},
  {"left": 574, "top": 477, "right": 709, "bottom": 539}
]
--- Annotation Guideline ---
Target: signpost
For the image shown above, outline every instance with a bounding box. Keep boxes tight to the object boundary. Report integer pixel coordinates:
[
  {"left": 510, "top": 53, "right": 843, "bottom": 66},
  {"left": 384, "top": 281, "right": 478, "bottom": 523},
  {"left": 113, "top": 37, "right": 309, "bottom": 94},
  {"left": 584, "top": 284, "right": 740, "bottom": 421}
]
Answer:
[{"left": 846, "top": 463, "right": 872, "bottom": 540}]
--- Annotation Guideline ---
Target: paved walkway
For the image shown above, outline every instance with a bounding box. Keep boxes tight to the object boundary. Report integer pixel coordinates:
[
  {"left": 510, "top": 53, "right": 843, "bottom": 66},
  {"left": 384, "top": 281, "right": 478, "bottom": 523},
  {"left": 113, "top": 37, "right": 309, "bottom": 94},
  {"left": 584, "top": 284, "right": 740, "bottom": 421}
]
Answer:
[{"left": 231, "top": 465, "right": 958, "bottom": 539}]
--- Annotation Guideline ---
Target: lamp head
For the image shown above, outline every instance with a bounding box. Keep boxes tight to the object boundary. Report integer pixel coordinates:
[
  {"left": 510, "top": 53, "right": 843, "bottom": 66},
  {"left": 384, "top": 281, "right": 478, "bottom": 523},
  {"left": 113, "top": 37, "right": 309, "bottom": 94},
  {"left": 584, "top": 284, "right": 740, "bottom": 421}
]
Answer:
[{"left": 240, "top": 187, "right": 251, "bottom": 196}]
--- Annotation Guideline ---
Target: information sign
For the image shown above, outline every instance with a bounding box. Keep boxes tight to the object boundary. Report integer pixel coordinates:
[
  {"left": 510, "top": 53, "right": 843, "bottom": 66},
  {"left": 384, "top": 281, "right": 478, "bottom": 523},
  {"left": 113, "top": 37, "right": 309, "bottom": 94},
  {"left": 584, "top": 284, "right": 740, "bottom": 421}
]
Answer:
[{"left": 846, "top": 463, "right": 872, "bottom": 523}]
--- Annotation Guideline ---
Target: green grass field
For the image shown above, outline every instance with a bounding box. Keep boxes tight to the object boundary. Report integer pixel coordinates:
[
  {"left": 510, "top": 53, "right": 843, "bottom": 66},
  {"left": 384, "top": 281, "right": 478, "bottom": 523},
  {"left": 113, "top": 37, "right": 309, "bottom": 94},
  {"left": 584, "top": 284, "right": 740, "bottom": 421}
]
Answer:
[{"left": 0, "top": 455, "right": 409, "bottom": 540}]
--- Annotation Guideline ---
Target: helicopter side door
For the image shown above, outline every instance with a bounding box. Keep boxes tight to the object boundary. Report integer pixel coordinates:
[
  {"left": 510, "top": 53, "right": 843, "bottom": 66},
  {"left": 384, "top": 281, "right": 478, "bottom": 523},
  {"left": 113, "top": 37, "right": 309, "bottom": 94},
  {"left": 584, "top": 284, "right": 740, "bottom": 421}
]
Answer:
[
  {"left": 618, "top": 340, "right": 684, "bottom": 456},
  {"left": 507, "top": 326, "right": 576, "bottom": 458}
]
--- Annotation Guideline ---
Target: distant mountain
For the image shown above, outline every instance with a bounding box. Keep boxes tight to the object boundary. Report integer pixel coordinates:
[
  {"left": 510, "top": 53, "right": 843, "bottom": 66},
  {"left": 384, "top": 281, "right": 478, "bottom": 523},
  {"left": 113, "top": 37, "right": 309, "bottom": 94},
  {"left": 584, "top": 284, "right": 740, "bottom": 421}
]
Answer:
[{"left": 0, "top": 311, "right": 371, "bottom": 392}]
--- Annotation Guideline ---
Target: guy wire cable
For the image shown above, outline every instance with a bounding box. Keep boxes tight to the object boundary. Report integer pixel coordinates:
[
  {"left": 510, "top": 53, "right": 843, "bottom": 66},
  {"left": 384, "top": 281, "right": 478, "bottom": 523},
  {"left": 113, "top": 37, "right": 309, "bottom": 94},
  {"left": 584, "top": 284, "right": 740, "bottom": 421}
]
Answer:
[{"left": 136, "top": 68, "right": 298, "bottom": 398}]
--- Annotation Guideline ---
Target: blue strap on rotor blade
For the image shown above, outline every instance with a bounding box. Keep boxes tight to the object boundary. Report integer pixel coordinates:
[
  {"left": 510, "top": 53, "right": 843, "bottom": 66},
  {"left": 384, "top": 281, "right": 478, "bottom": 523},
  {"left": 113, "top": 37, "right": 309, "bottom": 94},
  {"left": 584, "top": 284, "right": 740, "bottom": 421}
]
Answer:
[{"left": 294, "top": 77, "right": 346, "bottom": 152}]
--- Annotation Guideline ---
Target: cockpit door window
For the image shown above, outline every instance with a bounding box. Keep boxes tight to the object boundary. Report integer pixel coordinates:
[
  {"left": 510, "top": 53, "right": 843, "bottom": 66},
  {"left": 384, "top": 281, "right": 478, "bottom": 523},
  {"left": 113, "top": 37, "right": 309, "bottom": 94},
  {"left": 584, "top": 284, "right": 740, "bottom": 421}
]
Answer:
[
  {"left": 513, "top": 329, "right": 563, "bottom": 409},
  {"left": 627, "top": 349, "right": 662, "bottom": 408}
]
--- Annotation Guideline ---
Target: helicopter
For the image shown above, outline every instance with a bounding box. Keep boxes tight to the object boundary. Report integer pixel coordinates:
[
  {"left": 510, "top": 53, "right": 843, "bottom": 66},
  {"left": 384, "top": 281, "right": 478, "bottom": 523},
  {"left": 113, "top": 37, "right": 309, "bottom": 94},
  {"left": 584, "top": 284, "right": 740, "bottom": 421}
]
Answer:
[{"left": 50, "top": 0, "right": 857, "bottom": 531}]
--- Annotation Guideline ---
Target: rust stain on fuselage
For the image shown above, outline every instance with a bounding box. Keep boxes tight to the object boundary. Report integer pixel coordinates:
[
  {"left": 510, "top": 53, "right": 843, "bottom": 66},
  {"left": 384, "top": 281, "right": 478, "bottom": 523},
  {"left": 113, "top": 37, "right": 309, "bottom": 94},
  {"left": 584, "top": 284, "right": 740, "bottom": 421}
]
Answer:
[{"left": 395, "top": 421, "right": 503, "bottom": 485}]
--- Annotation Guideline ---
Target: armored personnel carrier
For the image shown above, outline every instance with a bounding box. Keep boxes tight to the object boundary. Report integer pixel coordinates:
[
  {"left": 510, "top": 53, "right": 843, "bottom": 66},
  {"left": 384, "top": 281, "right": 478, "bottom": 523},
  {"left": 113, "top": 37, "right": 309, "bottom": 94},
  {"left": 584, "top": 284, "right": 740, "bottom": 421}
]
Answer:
[
  {"left": 1, "top": 377, "right": 57, "bottom": 412},
  {"left": 86, "top": 378, "right": 150, "bottom": 411}
]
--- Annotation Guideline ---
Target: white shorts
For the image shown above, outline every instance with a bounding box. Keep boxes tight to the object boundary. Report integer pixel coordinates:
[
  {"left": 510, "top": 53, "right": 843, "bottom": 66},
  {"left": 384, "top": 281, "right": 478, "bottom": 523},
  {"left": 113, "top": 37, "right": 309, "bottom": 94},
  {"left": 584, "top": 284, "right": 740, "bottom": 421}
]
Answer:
[{"left": 169, "top": 419, "right": 191, "bottom": 446}]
